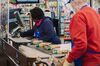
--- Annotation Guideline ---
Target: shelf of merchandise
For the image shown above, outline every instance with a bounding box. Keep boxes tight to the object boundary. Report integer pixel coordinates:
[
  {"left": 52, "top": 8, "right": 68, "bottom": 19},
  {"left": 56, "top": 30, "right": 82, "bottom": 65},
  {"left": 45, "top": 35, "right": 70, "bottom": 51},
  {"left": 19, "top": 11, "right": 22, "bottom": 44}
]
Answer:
[
  {"left": 39, "top": 0, "right": 73, "bottom": 36},
  {"left": 64, "top": 28, "right": 71, "bottom": 42},
  {"left": 58, "top": 0, "right": 72, "bottom": 35},
  {"left": 38, "top": 0, "right": 59, "bottom": 19},
  {"left": 60, "top": 19, "right": 70, "bottom": 34},
  {"left": 60, "top": 19, "right": 71, "bottom": 42},
  {"left": 58, "top": 0, "right": 73, "bottom": 43}
]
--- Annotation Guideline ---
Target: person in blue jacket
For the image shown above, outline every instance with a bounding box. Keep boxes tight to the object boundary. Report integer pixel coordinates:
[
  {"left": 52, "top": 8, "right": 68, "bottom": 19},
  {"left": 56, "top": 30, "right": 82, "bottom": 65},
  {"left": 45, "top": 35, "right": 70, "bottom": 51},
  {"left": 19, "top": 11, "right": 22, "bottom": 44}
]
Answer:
[{"left": 20, "top": 7, "right": 61, "bottom": 44}]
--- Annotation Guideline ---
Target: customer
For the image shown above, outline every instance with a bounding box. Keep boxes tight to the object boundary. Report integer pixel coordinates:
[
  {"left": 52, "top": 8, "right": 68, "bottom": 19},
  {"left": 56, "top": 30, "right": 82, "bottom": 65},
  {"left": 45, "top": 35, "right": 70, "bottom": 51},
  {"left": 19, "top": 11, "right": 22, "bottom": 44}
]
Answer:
[
  {"left": 63, "top": 0, "right": 100, "bottom": 66},
  {"left": 20, "top": 7, "right": 61, "bottom": 44}
]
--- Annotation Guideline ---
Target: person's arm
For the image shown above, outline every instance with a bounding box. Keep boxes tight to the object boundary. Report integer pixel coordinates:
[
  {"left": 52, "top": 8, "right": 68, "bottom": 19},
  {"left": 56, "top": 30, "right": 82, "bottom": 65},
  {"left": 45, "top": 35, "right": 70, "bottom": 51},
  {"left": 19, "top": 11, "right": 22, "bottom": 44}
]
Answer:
[
  {"left": 20, "top": 28, "right": 34, "bottom": 37},
  {"left": 67, "top": 12, "right": 87, "bottom": 63}
]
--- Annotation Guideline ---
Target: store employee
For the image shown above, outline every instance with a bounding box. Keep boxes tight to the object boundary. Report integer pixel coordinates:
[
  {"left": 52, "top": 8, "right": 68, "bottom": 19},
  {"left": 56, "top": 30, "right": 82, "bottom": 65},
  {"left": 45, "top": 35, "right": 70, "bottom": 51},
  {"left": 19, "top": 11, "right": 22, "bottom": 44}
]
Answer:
[
  {"left": 20, "top": 7, "right": 61, "bottom": 44},
  {"left": 63, "top": 0, "right": 100, "bottom": 66}
]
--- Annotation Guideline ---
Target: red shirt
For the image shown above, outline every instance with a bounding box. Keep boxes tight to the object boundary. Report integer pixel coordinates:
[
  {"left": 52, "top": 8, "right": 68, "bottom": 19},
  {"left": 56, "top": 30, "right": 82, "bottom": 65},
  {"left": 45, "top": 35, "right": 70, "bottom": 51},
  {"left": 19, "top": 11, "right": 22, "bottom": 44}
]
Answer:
[
  {"left": 67, "top": 6, "right": 100, "bottom": 63},
  {"left": 36, "top": 18, "right": 43, "bottom": 27}
]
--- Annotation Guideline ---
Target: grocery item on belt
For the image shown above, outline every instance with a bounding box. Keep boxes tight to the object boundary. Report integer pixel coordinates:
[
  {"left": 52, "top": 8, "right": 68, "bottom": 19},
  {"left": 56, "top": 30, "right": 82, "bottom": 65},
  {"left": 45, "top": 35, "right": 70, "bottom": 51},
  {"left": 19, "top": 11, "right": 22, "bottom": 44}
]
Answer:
[
  {"left": 50, "top": 45, "right": 60, "bottom": 49},
  {"left": 32, "top": 39, "right": 43, "bottom": 45},
  {"left": 39, "top": 42, "right": 51, "bottom": 47}
]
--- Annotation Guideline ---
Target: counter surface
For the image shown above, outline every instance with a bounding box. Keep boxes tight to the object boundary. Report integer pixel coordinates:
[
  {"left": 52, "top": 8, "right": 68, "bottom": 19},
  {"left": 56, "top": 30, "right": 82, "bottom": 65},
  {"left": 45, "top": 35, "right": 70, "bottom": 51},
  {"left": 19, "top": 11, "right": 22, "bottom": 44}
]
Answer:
[{"left": 8, "top": 37, "right": 31, "bottom": 43}]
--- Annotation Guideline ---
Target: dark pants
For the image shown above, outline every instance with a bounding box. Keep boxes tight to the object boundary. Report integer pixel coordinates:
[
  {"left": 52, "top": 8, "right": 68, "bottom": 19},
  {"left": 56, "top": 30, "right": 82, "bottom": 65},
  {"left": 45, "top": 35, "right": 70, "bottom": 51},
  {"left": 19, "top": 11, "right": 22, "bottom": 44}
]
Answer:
[{"left": 74, "top": 57, "right": 82, "bottom": 66}]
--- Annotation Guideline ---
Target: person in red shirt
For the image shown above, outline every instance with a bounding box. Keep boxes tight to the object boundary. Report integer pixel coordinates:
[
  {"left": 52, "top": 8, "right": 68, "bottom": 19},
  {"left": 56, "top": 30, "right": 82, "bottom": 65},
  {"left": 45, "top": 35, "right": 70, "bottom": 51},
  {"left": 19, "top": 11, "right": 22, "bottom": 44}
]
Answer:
[{"left": 63, "top": 0, "right": 100, "bottom": 66}]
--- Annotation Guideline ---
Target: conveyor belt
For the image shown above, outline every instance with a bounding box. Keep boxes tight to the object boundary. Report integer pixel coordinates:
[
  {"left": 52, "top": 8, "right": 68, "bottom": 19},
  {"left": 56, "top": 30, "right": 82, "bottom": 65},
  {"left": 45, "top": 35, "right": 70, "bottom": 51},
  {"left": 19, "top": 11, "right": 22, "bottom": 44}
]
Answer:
[{"left": 28, "top": 45, "right": 66, "bottom": 58}]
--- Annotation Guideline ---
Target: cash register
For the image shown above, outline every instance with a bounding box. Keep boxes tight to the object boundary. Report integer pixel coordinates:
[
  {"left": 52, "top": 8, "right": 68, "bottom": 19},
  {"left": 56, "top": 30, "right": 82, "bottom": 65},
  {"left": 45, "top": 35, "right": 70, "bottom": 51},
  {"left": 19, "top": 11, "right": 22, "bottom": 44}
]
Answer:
[{"left": 9, "top": 11, "right": 31, "bottom": 49}]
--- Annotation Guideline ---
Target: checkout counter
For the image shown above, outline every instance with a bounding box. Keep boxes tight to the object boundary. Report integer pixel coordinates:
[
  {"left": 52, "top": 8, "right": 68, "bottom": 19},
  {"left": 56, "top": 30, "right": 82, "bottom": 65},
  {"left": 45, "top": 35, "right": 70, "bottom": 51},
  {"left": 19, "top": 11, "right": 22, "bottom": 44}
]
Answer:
[
  {"left": 1, "top": 36, "right": 72, "bottom": 66},
  {"left": 0, "top": 32, "right": 70, "bottom": 66},
  {"left": 1, "top": 11, "right": 74, "bottom": 66}
]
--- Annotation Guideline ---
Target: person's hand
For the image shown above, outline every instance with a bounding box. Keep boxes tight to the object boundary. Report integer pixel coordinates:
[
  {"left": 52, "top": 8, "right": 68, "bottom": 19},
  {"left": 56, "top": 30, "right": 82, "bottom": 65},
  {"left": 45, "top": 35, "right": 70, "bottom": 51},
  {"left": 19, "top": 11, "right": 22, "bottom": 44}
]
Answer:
[
  {"left": 53, "top": 57, "right": 65, "bottom": 66},
  {"left": 53, "top": 55, "right": 74, "bottom": 66},
  {"left": 63, "top": 59, "right": 71, "bottom": 66},
  {"left": 63, "top": 60, "right": 75, "bottom": 66}
]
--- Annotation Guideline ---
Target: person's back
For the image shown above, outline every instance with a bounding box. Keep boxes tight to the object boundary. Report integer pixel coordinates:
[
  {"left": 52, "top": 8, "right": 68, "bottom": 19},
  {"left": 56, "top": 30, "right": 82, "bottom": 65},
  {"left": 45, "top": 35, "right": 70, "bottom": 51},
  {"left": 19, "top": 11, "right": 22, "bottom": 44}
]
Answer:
[
  {"left": 64, "top": 0, "right": 100, "bottom": 66},
  {"left": 68, "top": 6, "right": 100, "bottom": 66},
  {"left": 80, "top": 6, "right": 100, "bottom": 53},
  {"left": 35, "top": 17, "right": 61, "bottom": 44},
  {"left": 70, "top": 6, "right": 100, "bottom": 65}
]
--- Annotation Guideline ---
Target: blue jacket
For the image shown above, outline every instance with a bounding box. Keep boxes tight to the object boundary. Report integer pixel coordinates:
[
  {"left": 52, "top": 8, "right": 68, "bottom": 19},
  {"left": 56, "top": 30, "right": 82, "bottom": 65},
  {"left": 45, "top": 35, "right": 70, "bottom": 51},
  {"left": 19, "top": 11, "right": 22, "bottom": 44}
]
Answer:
[{"left": 20, "top": 17, "right": 61, "bottom": 44}]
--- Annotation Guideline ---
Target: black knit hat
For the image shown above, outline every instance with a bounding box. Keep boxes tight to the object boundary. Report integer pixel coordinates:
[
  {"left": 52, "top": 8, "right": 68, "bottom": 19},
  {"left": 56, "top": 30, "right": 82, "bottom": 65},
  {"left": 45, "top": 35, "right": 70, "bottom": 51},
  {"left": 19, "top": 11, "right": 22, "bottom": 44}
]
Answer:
[{"left": 30, "top": 7, "right": 44, "bottom": 20}]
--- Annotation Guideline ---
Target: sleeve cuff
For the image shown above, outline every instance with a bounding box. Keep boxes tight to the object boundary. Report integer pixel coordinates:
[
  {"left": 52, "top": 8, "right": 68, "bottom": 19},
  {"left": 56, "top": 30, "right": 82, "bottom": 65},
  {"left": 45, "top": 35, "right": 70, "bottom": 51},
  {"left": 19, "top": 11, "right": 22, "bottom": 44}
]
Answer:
[{"left": 66, "top": 56, "right": 73, "bottom": 63}]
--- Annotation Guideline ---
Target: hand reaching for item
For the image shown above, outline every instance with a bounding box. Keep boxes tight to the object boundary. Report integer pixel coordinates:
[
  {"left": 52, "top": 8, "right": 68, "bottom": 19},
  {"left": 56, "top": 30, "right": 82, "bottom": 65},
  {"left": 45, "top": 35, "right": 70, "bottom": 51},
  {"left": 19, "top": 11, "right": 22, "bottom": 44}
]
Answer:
[
  {"left": 63, "top": 59, "right": 72, "bottom": 66},
  {"left": 53, "top": 57, "right": 74, "bottom": 66}
]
